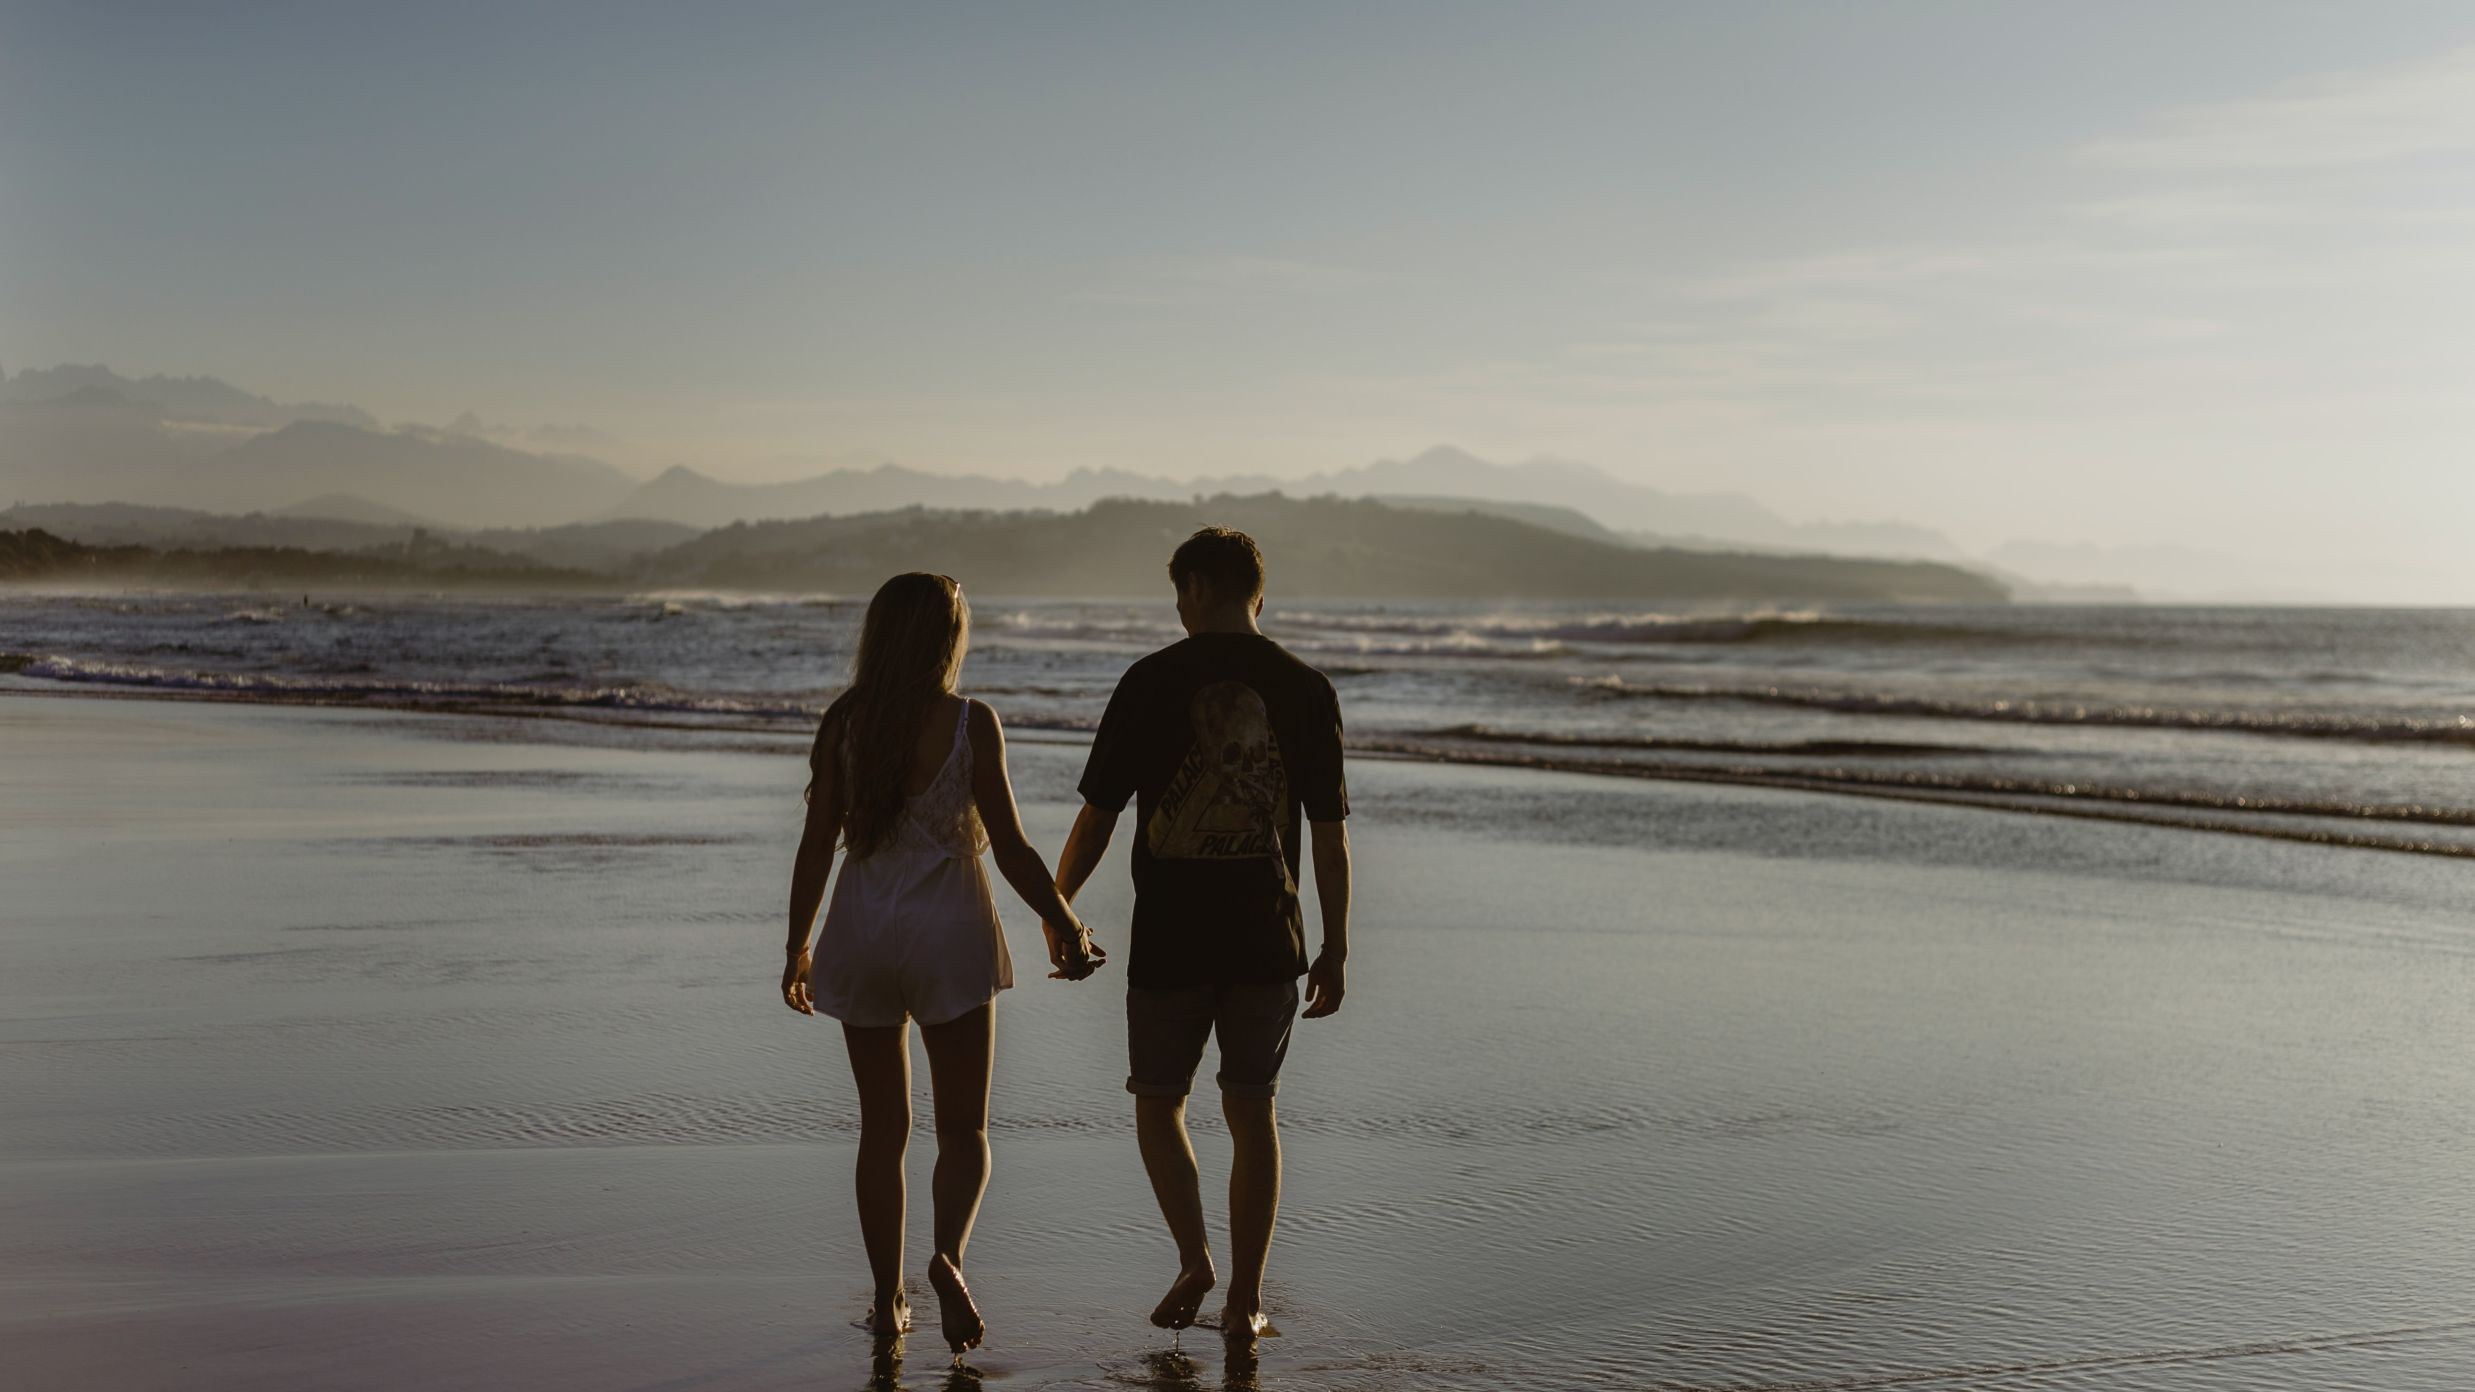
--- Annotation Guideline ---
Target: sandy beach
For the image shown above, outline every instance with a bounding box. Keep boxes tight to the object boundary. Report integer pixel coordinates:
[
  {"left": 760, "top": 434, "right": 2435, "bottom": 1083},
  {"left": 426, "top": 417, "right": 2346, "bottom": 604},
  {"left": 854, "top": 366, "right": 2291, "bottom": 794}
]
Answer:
[{"left": 6, "top": 687, "right": 2474, "bottom": 1390}]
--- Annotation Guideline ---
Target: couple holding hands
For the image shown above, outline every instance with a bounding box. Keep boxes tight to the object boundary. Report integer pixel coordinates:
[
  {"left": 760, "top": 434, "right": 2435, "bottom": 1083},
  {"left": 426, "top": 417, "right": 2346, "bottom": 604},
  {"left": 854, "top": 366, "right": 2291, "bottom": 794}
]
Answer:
[{"left": 782, "top": 527, "right": 1353, "bottom": 1356}]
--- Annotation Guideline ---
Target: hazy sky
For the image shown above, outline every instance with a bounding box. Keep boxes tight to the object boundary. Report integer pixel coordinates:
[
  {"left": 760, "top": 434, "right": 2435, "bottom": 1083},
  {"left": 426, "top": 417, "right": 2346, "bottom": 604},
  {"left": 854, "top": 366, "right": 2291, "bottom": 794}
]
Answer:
[{"left": 6, "top": 2, "right": 2474, "bottom": 577}]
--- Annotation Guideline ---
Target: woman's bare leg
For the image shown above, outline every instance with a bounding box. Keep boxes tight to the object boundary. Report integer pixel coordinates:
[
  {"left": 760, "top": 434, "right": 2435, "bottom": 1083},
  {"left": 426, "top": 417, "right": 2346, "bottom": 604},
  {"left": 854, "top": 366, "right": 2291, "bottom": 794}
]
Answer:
[
  {"left": 842, "top": 1022, "right": 913, "bottom": 1333},
  {"left": 919, "top": 1003, "right": 994, "bottom": 1351}
]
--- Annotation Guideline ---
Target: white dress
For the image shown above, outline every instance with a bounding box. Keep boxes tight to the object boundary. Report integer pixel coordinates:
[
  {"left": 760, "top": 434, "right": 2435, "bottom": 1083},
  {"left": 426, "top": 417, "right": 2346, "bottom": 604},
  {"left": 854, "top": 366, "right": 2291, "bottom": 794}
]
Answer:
[{"left": 810, "top": 698, "right": 1015, "bottom": 1028}]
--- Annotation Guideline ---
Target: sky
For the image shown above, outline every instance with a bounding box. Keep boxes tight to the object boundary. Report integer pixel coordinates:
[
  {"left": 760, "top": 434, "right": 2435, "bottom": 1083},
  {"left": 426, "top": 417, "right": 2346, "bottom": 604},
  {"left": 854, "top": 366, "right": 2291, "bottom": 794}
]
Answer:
[{"left": 4, "top": 1, "right": 2474, "bottom": 587}]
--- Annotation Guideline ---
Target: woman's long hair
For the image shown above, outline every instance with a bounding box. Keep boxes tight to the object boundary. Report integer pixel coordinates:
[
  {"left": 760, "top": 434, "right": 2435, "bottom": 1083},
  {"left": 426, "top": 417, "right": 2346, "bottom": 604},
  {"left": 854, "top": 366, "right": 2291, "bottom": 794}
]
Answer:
[{"left": 809, "top": 572, "right": 971, "bottom": 858}]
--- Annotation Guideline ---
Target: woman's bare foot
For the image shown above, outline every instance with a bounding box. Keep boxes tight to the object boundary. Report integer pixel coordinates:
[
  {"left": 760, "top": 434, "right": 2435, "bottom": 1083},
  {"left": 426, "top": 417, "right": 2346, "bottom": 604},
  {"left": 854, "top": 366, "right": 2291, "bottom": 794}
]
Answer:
[
  {"left": 859, "top": 1290, "right": 912, "bottom": 1336},
  {"left": 927, "top": 1253, "right": 985, "bottom": 1353},
  {"left": 1150, "top": 1261, "right": 1217, "bottom": 1329}
]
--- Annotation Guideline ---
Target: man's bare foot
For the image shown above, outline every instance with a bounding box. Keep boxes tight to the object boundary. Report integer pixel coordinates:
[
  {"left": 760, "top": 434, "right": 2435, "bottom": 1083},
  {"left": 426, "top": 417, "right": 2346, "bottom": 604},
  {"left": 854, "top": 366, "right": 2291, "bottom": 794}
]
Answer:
[
  {"left": 860, "top": 1290, "right": 911, "bottom": 1336},
  {"left": 1217, "top": 1299, "right": 1278, "bottom": 1343},
  {"left": 1150, "top": 1261, "right": 1217, "bottom": 1329},
  {"left": 927, "top": 1253, "right": 985, "bottom": 1353}
]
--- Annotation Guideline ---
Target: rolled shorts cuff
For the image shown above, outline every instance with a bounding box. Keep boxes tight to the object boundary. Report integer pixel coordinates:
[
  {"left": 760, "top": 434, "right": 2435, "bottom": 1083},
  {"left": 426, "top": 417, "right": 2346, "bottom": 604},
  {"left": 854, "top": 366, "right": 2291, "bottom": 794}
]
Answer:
[{"left": 1125, "top": 980, "right": 1299, "bottom": 1103}]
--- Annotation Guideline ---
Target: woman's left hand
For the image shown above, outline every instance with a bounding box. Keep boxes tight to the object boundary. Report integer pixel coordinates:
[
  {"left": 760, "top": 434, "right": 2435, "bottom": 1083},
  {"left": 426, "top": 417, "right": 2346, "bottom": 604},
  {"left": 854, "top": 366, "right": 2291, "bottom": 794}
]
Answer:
[
  {"left": 781, "top": 947, "right": 815, "bottom": 1015},
  {"left": 1045, "top": 923, "right": 1107, "bottom": 981}
]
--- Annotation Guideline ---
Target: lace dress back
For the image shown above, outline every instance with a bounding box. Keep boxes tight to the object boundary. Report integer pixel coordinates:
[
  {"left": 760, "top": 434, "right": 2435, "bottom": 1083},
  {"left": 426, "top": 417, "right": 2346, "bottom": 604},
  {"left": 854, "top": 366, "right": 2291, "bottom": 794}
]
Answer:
[
  {"left": 877, "top": 700, "right": 990, "bottom": 860},
  {"left": 809, "top": 696, "right": 1013, "bottom": 1027}
]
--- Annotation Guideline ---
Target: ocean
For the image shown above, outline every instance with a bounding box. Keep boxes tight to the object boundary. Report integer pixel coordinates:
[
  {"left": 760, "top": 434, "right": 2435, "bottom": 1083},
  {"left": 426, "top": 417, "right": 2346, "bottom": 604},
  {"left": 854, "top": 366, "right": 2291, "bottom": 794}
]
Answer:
[{"left": 5, "top": 592, "right": 2470, "bottom": 854}]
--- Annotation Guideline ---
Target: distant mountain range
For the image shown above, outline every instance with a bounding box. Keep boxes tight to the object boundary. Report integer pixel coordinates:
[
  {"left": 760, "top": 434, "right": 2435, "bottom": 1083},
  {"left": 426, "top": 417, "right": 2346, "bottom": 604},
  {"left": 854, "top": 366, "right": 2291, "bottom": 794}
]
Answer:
[
  {"left": 592, "top": 446, "right": 1975, "bottom": 564},
  {"left": 0, "top": 492, "right": 1999, "bottom": 601},
  {"left": 1, "top": 493, "right": 2005, "bottom": 603},
  {"left": 0, "top": 366, "right": 635, "bottom": 526},
  {"left": 0, "top": 365, "right": 378, "bottom": 429},
  {"left": 0, "top": 364, "right": 1970, "bottom": 559},
  {"left": 641, "top": 494, "right": 2003, "bottom": 602},
  {"left": 0, "top": 526, "right": 594, "bottom": 588},
  {"left": 0, "top": 502, "right": 699, "bottom": 572},
  {"left": 9, "top": 359, "right": 2379, "bottom": 599}
]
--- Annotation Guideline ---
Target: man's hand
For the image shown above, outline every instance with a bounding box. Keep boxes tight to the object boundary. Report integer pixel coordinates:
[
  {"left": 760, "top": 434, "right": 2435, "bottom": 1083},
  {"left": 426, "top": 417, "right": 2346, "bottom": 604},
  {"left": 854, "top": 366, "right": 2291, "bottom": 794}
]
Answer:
[
  {"left": 781, "top": 947, "right": 814, "bottom": 1015},
  {"left": 1302, "top": 949, "right": 1346, "bottom": 1018},
  {"left": 1044, "top": 920, "right": 1109, "bottom": 981}
]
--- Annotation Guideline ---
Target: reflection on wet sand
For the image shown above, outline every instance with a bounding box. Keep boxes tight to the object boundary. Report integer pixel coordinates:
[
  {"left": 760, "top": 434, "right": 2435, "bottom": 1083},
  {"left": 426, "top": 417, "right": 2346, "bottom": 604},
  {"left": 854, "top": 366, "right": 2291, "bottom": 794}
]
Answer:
[
  {"left": 864, "top": 1334, "right": 901, "bottom": 1392},
  {"left": 845, "top": 1284, "right": 1281, "bottom": 1389},
  {"left": 1136, "top": 1349, "right": 1203, "bottom": 1391},
  {"left": 1223, "top": 1334, "right": 1264, "bottom": 1392},
  {"left": 20, "top": 696, "right": 2475, "bottom": 1390},
  {"left": 1125, "top": 1341, "right": 1261, "bottom": 1392},
  {"left": 857, "top": 1333, "right": 995, "bottom": 1392}
]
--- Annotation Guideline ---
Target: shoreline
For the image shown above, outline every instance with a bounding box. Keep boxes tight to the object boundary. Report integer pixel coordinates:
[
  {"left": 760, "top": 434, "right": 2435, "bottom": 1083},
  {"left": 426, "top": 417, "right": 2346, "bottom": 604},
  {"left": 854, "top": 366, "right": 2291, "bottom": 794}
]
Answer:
[{"left": 9, "top": 674, "right": 2468, "bottom": 859}]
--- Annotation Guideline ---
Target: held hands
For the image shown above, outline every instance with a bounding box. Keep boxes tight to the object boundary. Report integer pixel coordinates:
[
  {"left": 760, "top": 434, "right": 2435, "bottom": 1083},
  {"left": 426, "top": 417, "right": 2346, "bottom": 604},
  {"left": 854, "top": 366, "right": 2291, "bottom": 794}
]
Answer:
[
  {"left": 781, "top": 946, "right": 815, "bottom": 1015},
  {"left": 1043, "top": 916, "right": 1108, "bottom": 982},
  {"left": 1302, "top": 948, "right": 1346, "bottom": 1018}
]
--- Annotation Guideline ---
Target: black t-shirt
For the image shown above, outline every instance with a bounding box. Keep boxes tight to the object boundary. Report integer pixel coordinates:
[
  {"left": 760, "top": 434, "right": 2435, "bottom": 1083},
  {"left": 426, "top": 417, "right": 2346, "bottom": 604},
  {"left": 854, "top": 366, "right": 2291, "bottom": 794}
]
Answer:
[{"left": 1078, "top": 633, "right": 1349, "bottom": 988}]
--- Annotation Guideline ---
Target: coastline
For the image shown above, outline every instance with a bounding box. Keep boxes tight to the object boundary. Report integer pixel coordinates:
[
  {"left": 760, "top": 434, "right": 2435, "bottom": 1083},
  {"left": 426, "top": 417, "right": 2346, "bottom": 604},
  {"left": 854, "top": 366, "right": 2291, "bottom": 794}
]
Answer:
[
  {"left": 11, "top": 670, "right": 2470, "bottom": 860},
  {"left": 7, "top": 689, "right": 2475, "bottom": 1389}
]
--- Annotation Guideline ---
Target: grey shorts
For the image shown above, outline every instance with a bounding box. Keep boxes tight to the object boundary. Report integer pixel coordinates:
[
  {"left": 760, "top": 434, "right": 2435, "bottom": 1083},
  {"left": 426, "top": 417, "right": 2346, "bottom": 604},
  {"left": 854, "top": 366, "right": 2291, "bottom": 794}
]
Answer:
[{"left": 1126, "top": 981, "right": 1300, "bottom": 1101}]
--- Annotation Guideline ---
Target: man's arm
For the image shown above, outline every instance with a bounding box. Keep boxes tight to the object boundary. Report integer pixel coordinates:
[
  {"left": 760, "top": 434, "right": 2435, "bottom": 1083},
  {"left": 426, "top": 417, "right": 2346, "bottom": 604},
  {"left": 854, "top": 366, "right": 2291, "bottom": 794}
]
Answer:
[
  {"left": 1054, "top": 802, "right": 1120, "bottom": 904},
  {"left": 1302, "top": 818, "right": 1350, "bottom": 1018},
  {"left": 1061, "top": 661, "right": 1137, "bottom": 904},
  {"left": 966, "top": 701, "right": 1104, "bottom": 979}
]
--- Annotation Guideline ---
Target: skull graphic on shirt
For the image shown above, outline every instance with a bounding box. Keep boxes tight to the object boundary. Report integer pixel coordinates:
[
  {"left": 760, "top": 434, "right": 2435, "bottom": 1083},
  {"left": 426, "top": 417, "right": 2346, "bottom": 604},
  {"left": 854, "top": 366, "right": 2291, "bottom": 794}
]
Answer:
[{"left": 1147, "top": 680, "right": 1289, "bottom": 866}]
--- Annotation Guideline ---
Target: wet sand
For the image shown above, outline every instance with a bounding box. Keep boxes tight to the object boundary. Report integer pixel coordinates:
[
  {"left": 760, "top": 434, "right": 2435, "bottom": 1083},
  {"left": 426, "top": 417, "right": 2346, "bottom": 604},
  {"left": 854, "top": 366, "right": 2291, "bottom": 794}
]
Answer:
[{"left": 5, "top": 689, "right": 2474, "bottom": 1390}]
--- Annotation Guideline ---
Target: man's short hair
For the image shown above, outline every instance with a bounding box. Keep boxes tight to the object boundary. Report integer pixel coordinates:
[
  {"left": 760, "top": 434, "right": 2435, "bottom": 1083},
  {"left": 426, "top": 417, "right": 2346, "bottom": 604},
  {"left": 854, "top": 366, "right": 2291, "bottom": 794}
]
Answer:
[{"left": 1168, "top": 526, "right": 1265, "bottom": 602}]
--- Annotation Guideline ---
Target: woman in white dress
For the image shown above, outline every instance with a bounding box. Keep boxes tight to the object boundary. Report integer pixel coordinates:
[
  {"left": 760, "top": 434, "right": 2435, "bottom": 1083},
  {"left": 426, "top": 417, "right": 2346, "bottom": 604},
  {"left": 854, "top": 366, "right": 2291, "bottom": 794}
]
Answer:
[{"left": 781, "top": 572, "right": 1104, "bottom": 1354}]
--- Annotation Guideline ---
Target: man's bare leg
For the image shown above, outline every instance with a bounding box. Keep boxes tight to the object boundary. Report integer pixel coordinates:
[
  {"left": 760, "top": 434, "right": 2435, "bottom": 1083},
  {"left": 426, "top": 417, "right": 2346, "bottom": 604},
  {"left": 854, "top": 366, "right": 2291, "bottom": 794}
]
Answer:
[
  {"left": 1135, "top": 1093, "right": 1217, "bottom": 1328},
  {"left": 1219, "top": 1094, "right": 1281, "bottom": 1339}
]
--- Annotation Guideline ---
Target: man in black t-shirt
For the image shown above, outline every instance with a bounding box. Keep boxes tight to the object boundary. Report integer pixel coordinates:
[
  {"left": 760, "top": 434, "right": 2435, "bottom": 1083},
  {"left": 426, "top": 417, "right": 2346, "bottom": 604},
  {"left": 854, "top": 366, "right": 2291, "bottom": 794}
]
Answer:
[{"left": 1055, "top": 526, "right": 1353, "bottom": 1344}]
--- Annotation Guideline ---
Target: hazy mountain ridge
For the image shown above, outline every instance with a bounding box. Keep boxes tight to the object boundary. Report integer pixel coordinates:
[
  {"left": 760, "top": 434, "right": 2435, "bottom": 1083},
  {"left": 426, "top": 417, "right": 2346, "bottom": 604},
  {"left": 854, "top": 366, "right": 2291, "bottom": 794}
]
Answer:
[
  {"left": 0, "top": 365, "right": 375, "bottom": 429},
  {"left": 1985, "top": 540, "right": 2331, "bottom": 605},
  {"left": 0, "top": 363, "right": 2012, "bottom": 578},
  {"left": 10, "top": 362, "right": 2354, "bottom": 598},
  {"left": 594, "top": 446, "right": 1973, "bottom": 565},
  {"left": 640, "top": 494, "right": 2005, "bottom": 602},
  {"left": 1371, "top": 495, "right": 1634, "bottom": 546},
  {"left": 276, "top": 494, "right": 442, "bottom": 527},
  {"left": 0, "top": 502, "right": 699, "bottom": 572},
  {"left": 3, "top": 494, "right": 2005, "bottom": 602},
  {"left": 0, "top": 503, "right": 417, "bottom": 555},
  {"left": 0, "top": 527, "right": 595, "bottom": 588},
  {"left": 0, "top": 364, "right": 646, "bottom": 528},
  {"left": 195, "top": 422, "right": 638, "bottom": 526}
]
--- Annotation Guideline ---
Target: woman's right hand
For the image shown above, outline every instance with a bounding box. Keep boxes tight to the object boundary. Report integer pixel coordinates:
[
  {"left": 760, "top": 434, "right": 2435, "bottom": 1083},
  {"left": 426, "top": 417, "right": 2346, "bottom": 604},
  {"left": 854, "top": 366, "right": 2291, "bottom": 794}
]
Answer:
[
  {"left": 781, "top": 946, "right": 815, "bottom": 1014},
  {"left": 1044, "top": 918, "right": 1107, "bottom": 981}
]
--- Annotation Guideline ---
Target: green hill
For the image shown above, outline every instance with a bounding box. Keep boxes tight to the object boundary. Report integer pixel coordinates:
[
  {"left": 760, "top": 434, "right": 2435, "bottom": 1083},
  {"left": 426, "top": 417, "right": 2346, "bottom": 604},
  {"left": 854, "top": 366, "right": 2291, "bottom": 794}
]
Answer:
[{"left": 0, "top": 528, "right": 596, "bottom": 588}]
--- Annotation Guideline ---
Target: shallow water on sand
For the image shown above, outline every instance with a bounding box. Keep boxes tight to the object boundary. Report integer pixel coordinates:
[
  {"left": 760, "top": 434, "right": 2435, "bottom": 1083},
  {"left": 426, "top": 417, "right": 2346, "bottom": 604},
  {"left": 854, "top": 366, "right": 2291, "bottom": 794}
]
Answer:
[{"left": 6, "top": 692, "right": 2475, "bottom": 1389}]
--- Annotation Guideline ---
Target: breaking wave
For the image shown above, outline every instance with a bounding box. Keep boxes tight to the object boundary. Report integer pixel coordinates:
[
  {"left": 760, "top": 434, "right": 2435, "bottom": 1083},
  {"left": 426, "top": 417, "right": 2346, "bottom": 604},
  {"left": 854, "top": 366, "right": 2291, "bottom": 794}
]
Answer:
[
  {"left": 8, "top": 654, "right": 819, "bottom": 723},
  {"left": 1571, "top": 676, "right": 2475, "bottom": 747},
  {"left": 1277, "top": 608, "right": 2010, "bottom": 647},
  {"left": 1389, "top": 725, "right": 2475, "bottom": 828}
]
